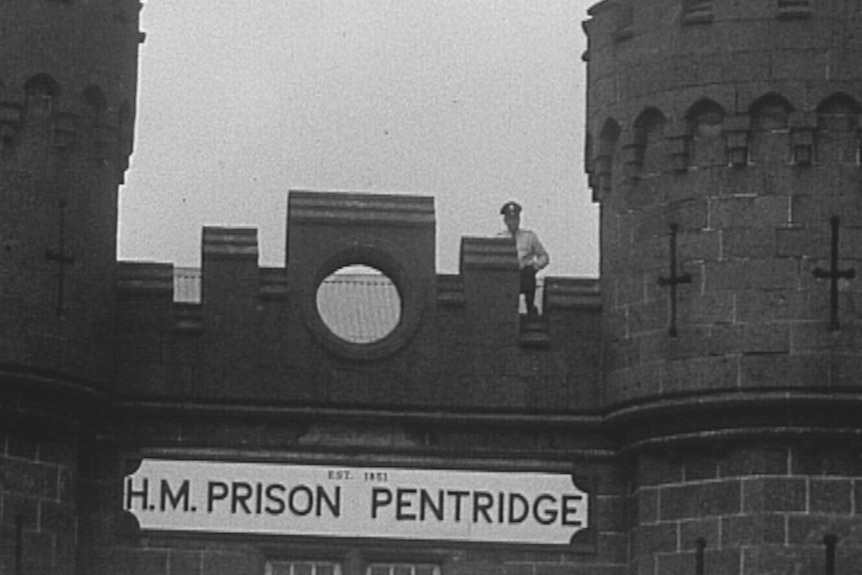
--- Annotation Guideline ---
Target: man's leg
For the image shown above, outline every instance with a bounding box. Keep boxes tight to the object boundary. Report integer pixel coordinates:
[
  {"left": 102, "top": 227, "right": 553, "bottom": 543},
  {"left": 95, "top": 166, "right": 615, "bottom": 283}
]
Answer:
[{"left": 520, "top": 266, "right": 538, "bottom": 314}]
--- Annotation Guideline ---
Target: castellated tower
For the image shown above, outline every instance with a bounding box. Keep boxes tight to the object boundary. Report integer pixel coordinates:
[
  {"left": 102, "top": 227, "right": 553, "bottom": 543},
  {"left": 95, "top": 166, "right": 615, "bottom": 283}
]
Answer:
[
  {"left": 0, "top": 0, "right": 141, "bottom": 572},
  {"left": 585, "top": 0, "right": 862, "bottom": 572}
]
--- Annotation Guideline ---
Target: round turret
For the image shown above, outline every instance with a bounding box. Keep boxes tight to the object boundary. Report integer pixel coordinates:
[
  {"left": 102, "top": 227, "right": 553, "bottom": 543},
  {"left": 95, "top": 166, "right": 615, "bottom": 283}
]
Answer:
[
  {"left": 585, "top": 0, "right": 862, "bottom": 407},
  {"left": 586, "top": 2, "right": 862, "bottom": 571},
  {"left": 0, "top": 4, "right": 141, "bottom": 571},
  {"left": 0, "top": 0, "right": 141, "bottom": 387}
]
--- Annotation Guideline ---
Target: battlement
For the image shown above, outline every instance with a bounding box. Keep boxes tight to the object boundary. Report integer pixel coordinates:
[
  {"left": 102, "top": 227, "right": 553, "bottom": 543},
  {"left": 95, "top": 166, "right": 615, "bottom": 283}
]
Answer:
[
  {"left": 0, "top": 0, "right": 142, "bottom": 390},
  {"left": 115, "top": 191, "right": 602, "bottom": 411},
  {"left": 584, "top": 0, "right": 862, "bottom": 183},
  {"left": 7, "top": 3, "right": 862, "bottom": 574},
  {"left": 585, "top": 0, "right": 862, "bottom": 411},
  {"left": 0, "top": 0, "right": 142, "bottom": 181}
]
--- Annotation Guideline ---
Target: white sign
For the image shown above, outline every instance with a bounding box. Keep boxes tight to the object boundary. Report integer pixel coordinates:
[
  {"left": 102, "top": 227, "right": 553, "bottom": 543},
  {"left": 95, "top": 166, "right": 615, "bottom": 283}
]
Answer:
[{"left": 124, "top": 459, "right": 589, "bottom": 546}]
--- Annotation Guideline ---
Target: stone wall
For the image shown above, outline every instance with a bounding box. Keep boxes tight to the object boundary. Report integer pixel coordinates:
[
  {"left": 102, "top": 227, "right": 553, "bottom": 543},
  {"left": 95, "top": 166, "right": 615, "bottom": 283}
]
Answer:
[
  {"left": 584, "top": 1, "right": 862, "bottom": 571},
  {"left": 586, "top": 0, "right": 862, "bottom": 406},
  {"left": 0, "top": 431, "right": 78, "bottom": 575},
  {"left": 114, "top": 192, "right": 603, "bottom": 412},
  {"left": 629, "top": 442, "right": 862, "bottom": 574}
]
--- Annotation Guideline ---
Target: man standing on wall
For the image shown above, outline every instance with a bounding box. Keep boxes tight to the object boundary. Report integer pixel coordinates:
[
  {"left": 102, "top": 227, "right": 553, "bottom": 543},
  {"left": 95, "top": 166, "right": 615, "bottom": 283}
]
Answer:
[{"left": 498, "top": 201, "right": 550, "bottom": 315}]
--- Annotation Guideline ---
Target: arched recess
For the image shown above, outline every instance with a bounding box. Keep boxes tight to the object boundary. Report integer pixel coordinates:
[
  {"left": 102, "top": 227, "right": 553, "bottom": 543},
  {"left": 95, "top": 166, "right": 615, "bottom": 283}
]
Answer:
[
  {"left": 749, "top": 93, "right": 794, "bottom": 164},
  {"left": 750, "top": 93, "right": 793, "bottom": 132},
  {"left": 633, "top": 107, "right": 666, "bottom": 177},
  {"left": 24, "top": 74, "right": 61, "bottom": 119},
  {"left": 816, "top": 93, "right": 861, "bottom": 164},
  {"left": 685, "top": 98, "right": 725, "bottom": 167},
  {"left": 595, "top": 118, "right": 621, "bottom": 196}
]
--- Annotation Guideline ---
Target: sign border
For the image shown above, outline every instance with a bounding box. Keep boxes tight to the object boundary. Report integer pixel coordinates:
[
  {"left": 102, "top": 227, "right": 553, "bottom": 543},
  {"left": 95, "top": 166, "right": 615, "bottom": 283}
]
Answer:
[{"left": 121, "top": 453, "right": 597, "bottom": 553}]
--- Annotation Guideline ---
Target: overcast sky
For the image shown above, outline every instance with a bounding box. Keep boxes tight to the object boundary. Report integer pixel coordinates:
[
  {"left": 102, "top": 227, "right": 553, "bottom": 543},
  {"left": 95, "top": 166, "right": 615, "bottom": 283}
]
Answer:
[{"left": 118, "top": 1, "right": 598, "bottom": 277}]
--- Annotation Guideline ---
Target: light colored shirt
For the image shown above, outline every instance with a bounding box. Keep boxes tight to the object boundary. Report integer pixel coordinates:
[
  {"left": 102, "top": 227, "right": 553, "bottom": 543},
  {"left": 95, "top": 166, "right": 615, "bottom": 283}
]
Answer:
[{"left": 498, "top": 228, "right": 549, "bottom": 270}]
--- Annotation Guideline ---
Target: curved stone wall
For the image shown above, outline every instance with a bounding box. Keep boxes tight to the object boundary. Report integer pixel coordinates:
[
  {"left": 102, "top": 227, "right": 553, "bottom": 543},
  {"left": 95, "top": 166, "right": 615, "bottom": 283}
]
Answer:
[
  {"left": 0, "top": 0, "right": 141, "bottom": 385},
  {"left": 585, "top": 0, "right": 862, "bottom": 407}
]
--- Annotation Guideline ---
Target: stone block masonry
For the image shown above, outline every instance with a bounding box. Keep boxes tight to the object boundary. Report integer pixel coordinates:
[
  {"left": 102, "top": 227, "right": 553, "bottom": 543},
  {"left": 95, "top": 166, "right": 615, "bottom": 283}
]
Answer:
[
  {"left": 0, "top": 432, "right": 78, "bottom": 575},
  {"left": 3, "top": 0, "right": 862, "bottom": 573},
  {"left": 627, "top": 443, "right": 862, "bottom": 575},
  {"left": 114, "top": 193, "right": 603, "bottom": 412},
  {"left": 585, "top": 3, "right": 862, "bottom": 571},
  {"left": 589, "top": 0, "right": 862, "bottom": 404}
]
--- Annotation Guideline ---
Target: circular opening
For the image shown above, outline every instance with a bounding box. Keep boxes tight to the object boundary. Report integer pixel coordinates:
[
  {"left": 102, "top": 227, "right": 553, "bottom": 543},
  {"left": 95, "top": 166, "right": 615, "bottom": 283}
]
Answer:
[{"left": 315, "top": 265, "right": 402, "bottom": 344}]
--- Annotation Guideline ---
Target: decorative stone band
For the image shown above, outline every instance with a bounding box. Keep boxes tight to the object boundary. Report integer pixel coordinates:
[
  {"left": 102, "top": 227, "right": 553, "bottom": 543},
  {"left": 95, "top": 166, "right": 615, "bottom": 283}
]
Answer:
[
  {"left": 0, "top": 362, "right": 109, "bottom": 432},
  {"left": 544, "top": 278, "right": 601, "bottom": 311},
  {"left": 259, "top": 267, "right": 288, "bottom": 299},
  {"left": 519, "top": 313, "right": 550, "bottom": 348},
  {"left": 116, "top": 261, "right": 174, "bottom": 297},
  {"left": 202, "top": 227, "right": 259, "bottom": 259},
  {"left": 288, "top": 190, "right": 435, "bottom": 228},
  {"left": 778, "top": 0, "right": 812, "bottom": 19},
  {"left": 436, "top": 274, "right": 465, "bottom": 307},
  {"left": 459, "top": 237, "right": 519, "bottom": 272},
  {"left": 174, "top": 303, "right": 203, "bottom": 334},
  {"left": 681, "top": 0, "right": 714, "bottom": 26}
]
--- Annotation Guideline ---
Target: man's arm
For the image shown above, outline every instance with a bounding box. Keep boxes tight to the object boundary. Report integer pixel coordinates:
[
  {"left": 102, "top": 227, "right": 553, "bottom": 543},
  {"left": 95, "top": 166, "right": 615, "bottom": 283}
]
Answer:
[{"left": 529, "top": 232, "right": 549, "bottom": 270}]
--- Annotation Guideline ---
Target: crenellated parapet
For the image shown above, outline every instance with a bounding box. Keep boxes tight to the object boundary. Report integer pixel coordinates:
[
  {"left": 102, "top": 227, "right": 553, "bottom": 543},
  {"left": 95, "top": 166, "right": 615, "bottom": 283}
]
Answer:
[
  {"left": 0, "top": 0, "right": 142, "bottom": 388},
  {"left": 585, "top": 3, "right": 862, "bottom": 570},
  {"left": 0, "top": 77, "right": 136, "bottom": 182},
  {"left": 115, "top": 191, "right": 602, "bottom": 411},
  {"left": 0, "top": 2, "right": 144, "bottom": 571},
  {"left": 586, "top": 0, "right": 862, "bottom": 409},
  {"left": 0, "top": 0, "right": 142, "bottom": 179}
]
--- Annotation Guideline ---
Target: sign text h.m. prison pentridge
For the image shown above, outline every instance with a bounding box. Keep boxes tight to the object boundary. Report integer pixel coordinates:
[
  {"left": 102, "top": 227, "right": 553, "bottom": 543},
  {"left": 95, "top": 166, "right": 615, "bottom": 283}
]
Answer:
[{"left": 124, "top": 459, "right": 590, "bottom": 547}]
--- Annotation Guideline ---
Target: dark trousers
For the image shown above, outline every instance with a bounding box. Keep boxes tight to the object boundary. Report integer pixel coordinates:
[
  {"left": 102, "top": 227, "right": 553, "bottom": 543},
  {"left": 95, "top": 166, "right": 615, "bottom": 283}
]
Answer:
[{"left": 520, "top": 266, "right": 537, "bottom": 313}]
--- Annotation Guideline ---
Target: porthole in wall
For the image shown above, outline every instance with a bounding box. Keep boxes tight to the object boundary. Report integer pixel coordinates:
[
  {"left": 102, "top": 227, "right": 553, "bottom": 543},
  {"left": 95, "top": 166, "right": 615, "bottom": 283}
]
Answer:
[
  {"left": 316, "top": 264, "right": 402, "bottom": 345},
  {"left": 303, "top": 246, "right": 425, "bottom": 361}
]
